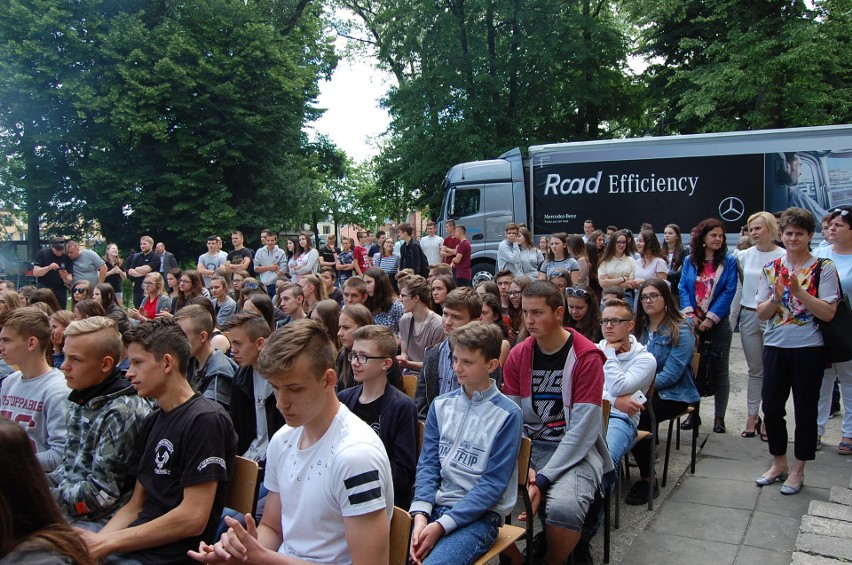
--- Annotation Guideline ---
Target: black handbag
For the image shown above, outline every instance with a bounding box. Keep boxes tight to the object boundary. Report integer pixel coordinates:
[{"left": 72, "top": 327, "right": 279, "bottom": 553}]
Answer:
[
  {"left": 693, "top": 333, "right": 721, "bottom": 397},
  {"left": 814, "top": 259, "right": 852, "bottom": 363}
]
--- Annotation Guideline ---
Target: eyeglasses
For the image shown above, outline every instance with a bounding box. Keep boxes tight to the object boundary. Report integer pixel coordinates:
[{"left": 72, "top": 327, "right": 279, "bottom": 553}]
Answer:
[
  {"left": 399, "top": 293, "right": 411, "bottom": 299},
  {"left": 600, "top": 318, "right": 631, "bottom": 327},
  {"left": 143, "top": 281, "right": 155, "bottom": 286},
  {"left": 565, "top": 288, "right": 590, "bottom": 298},
  {"left": 179, "top": 280, "right": 191, "bottom": 285},
  {"left": 242, "top": 282, "right": 260, "bottom": 290},
  {"left": 639, "top": 293, "right": 661, "bottom": 303},
  {"left": 508, "top": 290, "right": 521, "bottom": 296},
  {"left": 73, "top": 288, "right": 87, "bottom": 294},
  {"left": 347, "top": 352, "right": 386, "bottom": 364},
  {"left": 616, "top": 241, "right": 627, "bottom": 246}
]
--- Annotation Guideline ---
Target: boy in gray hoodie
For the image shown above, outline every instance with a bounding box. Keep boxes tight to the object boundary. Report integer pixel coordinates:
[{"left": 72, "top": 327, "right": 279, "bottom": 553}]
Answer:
[{"left": 409, "top": 322, "right": 522, "bottom": 565}]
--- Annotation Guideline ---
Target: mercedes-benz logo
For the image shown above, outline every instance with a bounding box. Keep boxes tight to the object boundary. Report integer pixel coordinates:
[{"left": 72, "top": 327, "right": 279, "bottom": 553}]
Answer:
[{"left": 719, "top": 197, "right": 744, "bottom": 222}]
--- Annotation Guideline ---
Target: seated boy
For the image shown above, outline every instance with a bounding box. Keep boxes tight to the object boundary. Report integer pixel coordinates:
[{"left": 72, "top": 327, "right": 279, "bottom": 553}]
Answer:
[
  {"left": 342, "top": 276, "right": 369, "bottom": 307},
  {"left": 409, "top": 321, "right": 522, "bottom": 565},
  {"left": 80, "top": 318, "right": 237, "bottom": 564},
  {"left": 175, "top": 305, "right": 236, "bottom": 409},
  {"left": 415, "top": 288, "right": 501, "bottom": 419},
  {"left": 600, "top": 285, "right": 626, "bottom": 304},
  {"left": 49, "top": 317, "right": 152, "bottom": 531},
  {"left": 338, "top": 324, "right": 418, "bottom": 508},
  {"left": 191, "top": 320, "right": 393, "bottom": 565},
  {"left": 0, "top": 307, "right": 70, "bottom": 471}
]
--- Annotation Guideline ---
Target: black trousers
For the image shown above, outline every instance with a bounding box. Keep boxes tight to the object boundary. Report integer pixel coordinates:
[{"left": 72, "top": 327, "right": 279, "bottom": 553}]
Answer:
[
  {"left": 631, "top": 393, "right": 690, "bottom": 478},
  {"left": 762, "top": 345, "right": 825, "bottom": 461}
]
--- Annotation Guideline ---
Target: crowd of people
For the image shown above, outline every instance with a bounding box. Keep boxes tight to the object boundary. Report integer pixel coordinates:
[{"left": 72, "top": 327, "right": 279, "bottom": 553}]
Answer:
[{"left": 0, "top": 204, "right": 849, "bottom": 565}]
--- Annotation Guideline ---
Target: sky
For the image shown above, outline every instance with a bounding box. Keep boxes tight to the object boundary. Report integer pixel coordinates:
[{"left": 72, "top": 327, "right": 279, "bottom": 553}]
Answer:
[{"left": 308, "top": 52, "right": 393, "bottom": 163}]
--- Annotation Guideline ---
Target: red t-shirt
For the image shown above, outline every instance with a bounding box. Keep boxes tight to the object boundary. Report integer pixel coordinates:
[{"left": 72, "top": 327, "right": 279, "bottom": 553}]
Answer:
[
  {"left": 443, "top": 236, "right": 459, "bottom": 265},
  {"left": 353, "top": 246, "right": 370, "bottom": 274},
  {"left": 454, "top": 239, "right": 472, "bottom": 280}
]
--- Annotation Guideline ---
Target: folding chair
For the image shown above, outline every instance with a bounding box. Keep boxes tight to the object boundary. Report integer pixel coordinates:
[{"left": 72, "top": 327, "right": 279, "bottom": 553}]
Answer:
[
  {"left": 389, "top": 506, "right": 412, "bottom": 565},
  {"left": 402, "top": 374, "right": 418, "bottom": 400},
  {"left": 473, "top": 437, "right": 534, "bottom": 565},
  {"left": 226, "top": 456, "right": 260, "bottom": 516}
]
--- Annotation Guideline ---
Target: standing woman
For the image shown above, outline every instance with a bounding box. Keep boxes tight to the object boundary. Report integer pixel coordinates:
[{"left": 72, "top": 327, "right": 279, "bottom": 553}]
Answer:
[
  {"left": 538, "top": 235, "right": 549, "bottom": 256},
  {"left": 633, "top": 230, "right": 669, "bottom": 292},
  {"left": 678, "top": 218, "right": 738, "bottom": 433},
  {"left": 102, "top": 243, "right": 126, "bottom": 305},
  {"left": 737, "top": 212, "right": 785, "bottom": 438},
  {"left": 128, "top": 272, "right": 171, "bottom": 322},
  {"left": 755, "top": 207, "right": 839, "bottom": 494},
  {"left": 397, "top": 275, "right": 444, "bottom": 375},
  {"left": 598, "top": 230, "right": 637, "bottom": 303},
  {"left": 628, "top": 279, "right": 700, "bottom": 504},
  {"left": 566, "top": 234, "right": 592, "bottom": 286},
  {"left": 429, "top": 274, "right": 456, "bottom": 316},
  {"left": 663, "top": 224, "right": 689, "bottom": 296},
  {"left": 538, "top": 232, "right": 580, "bottom": 283},
  {"left": 589, "top": 229, "right": 607, "bottom": 261},
  {"left": 517, "top": 226, "right": 544, "bottom": 280},
  {"left": 813, "top": 204, "right": 852, "bottom": 455},
  {"left": 373, "top": 237, "right": 401, "bottom": 290},
  {"left": 292, "top": 231, "right": 319, "bottom": 283},
  {"left": 363, "top": 267, "right": 404, "bottom": 334}
]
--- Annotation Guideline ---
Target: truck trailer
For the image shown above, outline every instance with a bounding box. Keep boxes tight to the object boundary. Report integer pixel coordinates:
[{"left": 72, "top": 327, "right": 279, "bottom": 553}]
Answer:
[{"left": 437, "top": 124, "right": 852, "bottom": 283}]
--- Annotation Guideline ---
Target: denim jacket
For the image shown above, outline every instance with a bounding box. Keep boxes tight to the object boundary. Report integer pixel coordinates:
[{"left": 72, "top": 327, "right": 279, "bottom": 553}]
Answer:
[{"left": 639, "top": 320, "right": 700, "bottom": 404}]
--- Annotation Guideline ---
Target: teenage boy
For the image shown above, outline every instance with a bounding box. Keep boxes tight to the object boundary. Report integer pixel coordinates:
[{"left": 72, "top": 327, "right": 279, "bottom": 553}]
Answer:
[
  {"left": 175, "top": 305, "right": 236, "bottom": 410},
  {"left": 421, "top": 221, "right": 444, "bottom": 267},
  {"left": 277, "top": 283, "right": 306, "bottom": 326},
  {"left": 502, "top": 281, "right": 612, "bottom": 565},
  {"left": 440, "top": 219, "right": 459, "bottom": 266},
  {"left": 319, "top": 234, "right": 340, "bottom": 277},
  {"left": 254, "top": 230, "right": 287, "bottom": 298},
  {"left": 198, "top": 236, "right": 227, "bottom": 288},
  {"left": 353, "top": 231, "right": 371, "bottom": 275},
  {"left": 320, "top": 266, "right": 344, "bottom": 306},
  {"left": 128, "top": 236, "right": 162, "bottom": 307},
  {"left": 452, "top": 225, "right": 472, "bottom": 287},
  {"left": 339, "top": 325, "right": 418, "bottom": 508},
  {"left": 0, "top": 307, "right": 70, "bottom": 471},
  {"left": 225, "top": 312, "right": 282, "bottom": 466},
  {"left": 582, "top": 219, "right": 595, "bottom": 243},
  {"left": 226, "top": 231, "right": 253, "bottom": 275},
  {"left": 409, "top": 321, "right": 523, "bottom": 565},
  {"left": 32, "top": 237, "right": 74, "bottom": 307},
  {"left": 343, "top": 277, "right": 369, "bottom": 307},
  {"left": 49, "top": 317, "right": 151, "bottom": 530},
  {"left": 497, "top": 223, "right": 522, "bottom": 276},
  {"left": 415, "top": 288, "right": 497, "bottom": 419},
  {"left": 399, "top": 222, "right": 429, "bottom": 277},
  {"left": 336, "top": 237, "right": 356, "bottom": 286},
  {"left": 80, "top": 318, "right": 237, "bottom": 563},
  {"left": 190, "top": 320, "right": 393, "bottom": 565},
  {"left": 494, "top": 269, "right": 514, "bottom": 315},
  {"left": 208, "top": 275, "right": 237, "bottom": 328}
]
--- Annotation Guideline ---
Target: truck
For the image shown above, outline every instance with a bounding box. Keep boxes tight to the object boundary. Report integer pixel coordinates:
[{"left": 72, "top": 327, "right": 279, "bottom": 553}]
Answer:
[{"left": 437, "top": 124, "right": 852, "bottom": 283}]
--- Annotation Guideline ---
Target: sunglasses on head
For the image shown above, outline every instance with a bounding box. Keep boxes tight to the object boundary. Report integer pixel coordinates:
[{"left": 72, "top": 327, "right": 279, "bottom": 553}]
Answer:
[
  {"left": 565, "top": 287, "right": 590, "bottom": 298},
  {"left": 831, "top": 207, "right": 850, "bottom": 217},
  {"left": 242, "top": 282, "right": 260, "bottom": 290}
]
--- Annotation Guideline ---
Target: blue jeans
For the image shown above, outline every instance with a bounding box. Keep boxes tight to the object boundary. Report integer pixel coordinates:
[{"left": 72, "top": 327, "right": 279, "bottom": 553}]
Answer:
[
  {"left": 422, "top": 506, "right": 501, "bottom": 565},
  {"left": 606, "top": 413, "right": 637, "bottom": 472}
]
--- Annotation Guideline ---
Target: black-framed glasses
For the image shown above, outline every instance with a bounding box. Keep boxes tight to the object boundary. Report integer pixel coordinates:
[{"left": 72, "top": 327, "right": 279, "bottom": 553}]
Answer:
[
  {"left": 639, "top": 293, "right": 661, "bottom": 303},
  {"left": 399, "top": 293, "right": 411, "bottom": 299},
  {"left": 565, "top": 288, "right": 590, "bottom": 298},
  {"left": 508, "top": 290, "right": 521, "bottom": 296},
  {"left": 347, "top": 352, "right": 386, "bottom": 364},
  {"left": 600, "top": 318, "right": 631, "bottom": 327}
]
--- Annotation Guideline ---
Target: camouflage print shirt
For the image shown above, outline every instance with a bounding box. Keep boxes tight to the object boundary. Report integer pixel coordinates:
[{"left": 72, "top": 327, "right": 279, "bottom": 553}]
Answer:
[{"left": 48, "top": 373, "right": 151, "bottom": 528}]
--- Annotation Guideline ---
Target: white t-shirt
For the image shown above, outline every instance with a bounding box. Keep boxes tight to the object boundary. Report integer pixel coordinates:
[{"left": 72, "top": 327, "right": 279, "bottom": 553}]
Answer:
[
  {"left": 738, "top": 246, "right": 786, "bottom": 308},
  {"left": 814, "top": 246, "right": 852, "bottom": 297},
  {"left": 420, "top": 235, "right": 444, "bottom": 266},
  {"left": 264, "top": 404, "right": 393, "bottom": 564},
  {"left": 633, "top": 257, "right": 668, "bottom": 283}
]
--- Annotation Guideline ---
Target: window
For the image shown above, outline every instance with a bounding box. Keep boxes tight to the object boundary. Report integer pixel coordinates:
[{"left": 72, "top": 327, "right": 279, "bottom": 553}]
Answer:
[{"left": 449, "top": 188, "right": 481, "bottom": 219}]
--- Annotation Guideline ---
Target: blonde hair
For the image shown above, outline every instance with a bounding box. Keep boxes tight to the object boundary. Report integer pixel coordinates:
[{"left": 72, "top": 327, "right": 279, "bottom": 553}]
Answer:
[
  {"left": 258, "top": 319, "right": 335, "bottom": 380},
  {"left": 747, "top": 211, "right": 779, "bottom": 241},
  {"left": 63, "top": 316, "right": 122, "bottom": 363},
  {"left": 3, "top": 307, "right": 51, "bottom": 352},
  {"left": 352, "top": 324, "right": 397, "bottom": 358}
]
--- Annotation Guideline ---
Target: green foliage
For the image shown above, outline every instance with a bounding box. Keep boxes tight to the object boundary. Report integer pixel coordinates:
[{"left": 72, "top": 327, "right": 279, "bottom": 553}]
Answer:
[{"left": 0, "top": 0, "right": 337, "bottom": 259}]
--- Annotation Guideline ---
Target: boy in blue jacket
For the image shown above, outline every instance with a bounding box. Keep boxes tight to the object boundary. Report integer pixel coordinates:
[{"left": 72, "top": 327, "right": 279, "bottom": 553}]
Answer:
[{"left": 409, "top": 322, "right": 523, "bottom": 565}]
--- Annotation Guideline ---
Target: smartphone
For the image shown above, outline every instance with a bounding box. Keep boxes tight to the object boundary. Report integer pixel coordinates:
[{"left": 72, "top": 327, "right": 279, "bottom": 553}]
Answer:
[{"left": 631, "top": 390, "right": 647, "bottom": 405}]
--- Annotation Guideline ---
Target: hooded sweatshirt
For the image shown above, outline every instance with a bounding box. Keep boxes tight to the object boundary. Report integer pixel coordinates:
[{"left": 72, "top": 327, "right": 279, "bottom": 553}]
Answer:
[
  {"left": 596, "top": 336, "right": 656, "bottom": 426},
  {"left": 48, "top": 371, "right": 152, "bottom": 526}
]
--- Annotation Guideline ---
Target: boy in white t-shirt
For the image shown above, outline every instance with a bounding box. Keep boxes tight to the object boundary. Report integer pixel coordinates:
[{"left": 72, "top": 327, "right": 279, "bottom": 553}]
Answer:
[
  {"left": 0, "top": 307, "right": 70, "bottom": 471},
  {"left": 190, "top": 319, "right": 393, "bottom": 565}
]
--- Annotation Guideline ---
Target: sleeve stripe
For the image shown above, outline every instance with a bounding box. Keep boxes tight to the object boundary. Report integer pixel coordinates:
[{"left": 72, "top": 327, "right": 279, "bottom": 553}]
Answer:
[
  {"left": 344, "top": 469, "right": 380, "bottom": 489},
  {"left": 348, "top": 486, "right": 383, "bottom": 506}
]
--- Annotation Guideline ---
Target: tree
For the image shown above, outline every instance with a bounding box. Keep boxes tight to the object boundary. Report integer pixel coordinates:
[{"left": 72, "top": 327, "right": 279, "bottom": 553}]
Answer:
[
  {"left": 0, "top": 0, "right": 336, "bottom": 259},
  {"left": 336, "top": 0, "right": 642, "bottom": 216}
]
